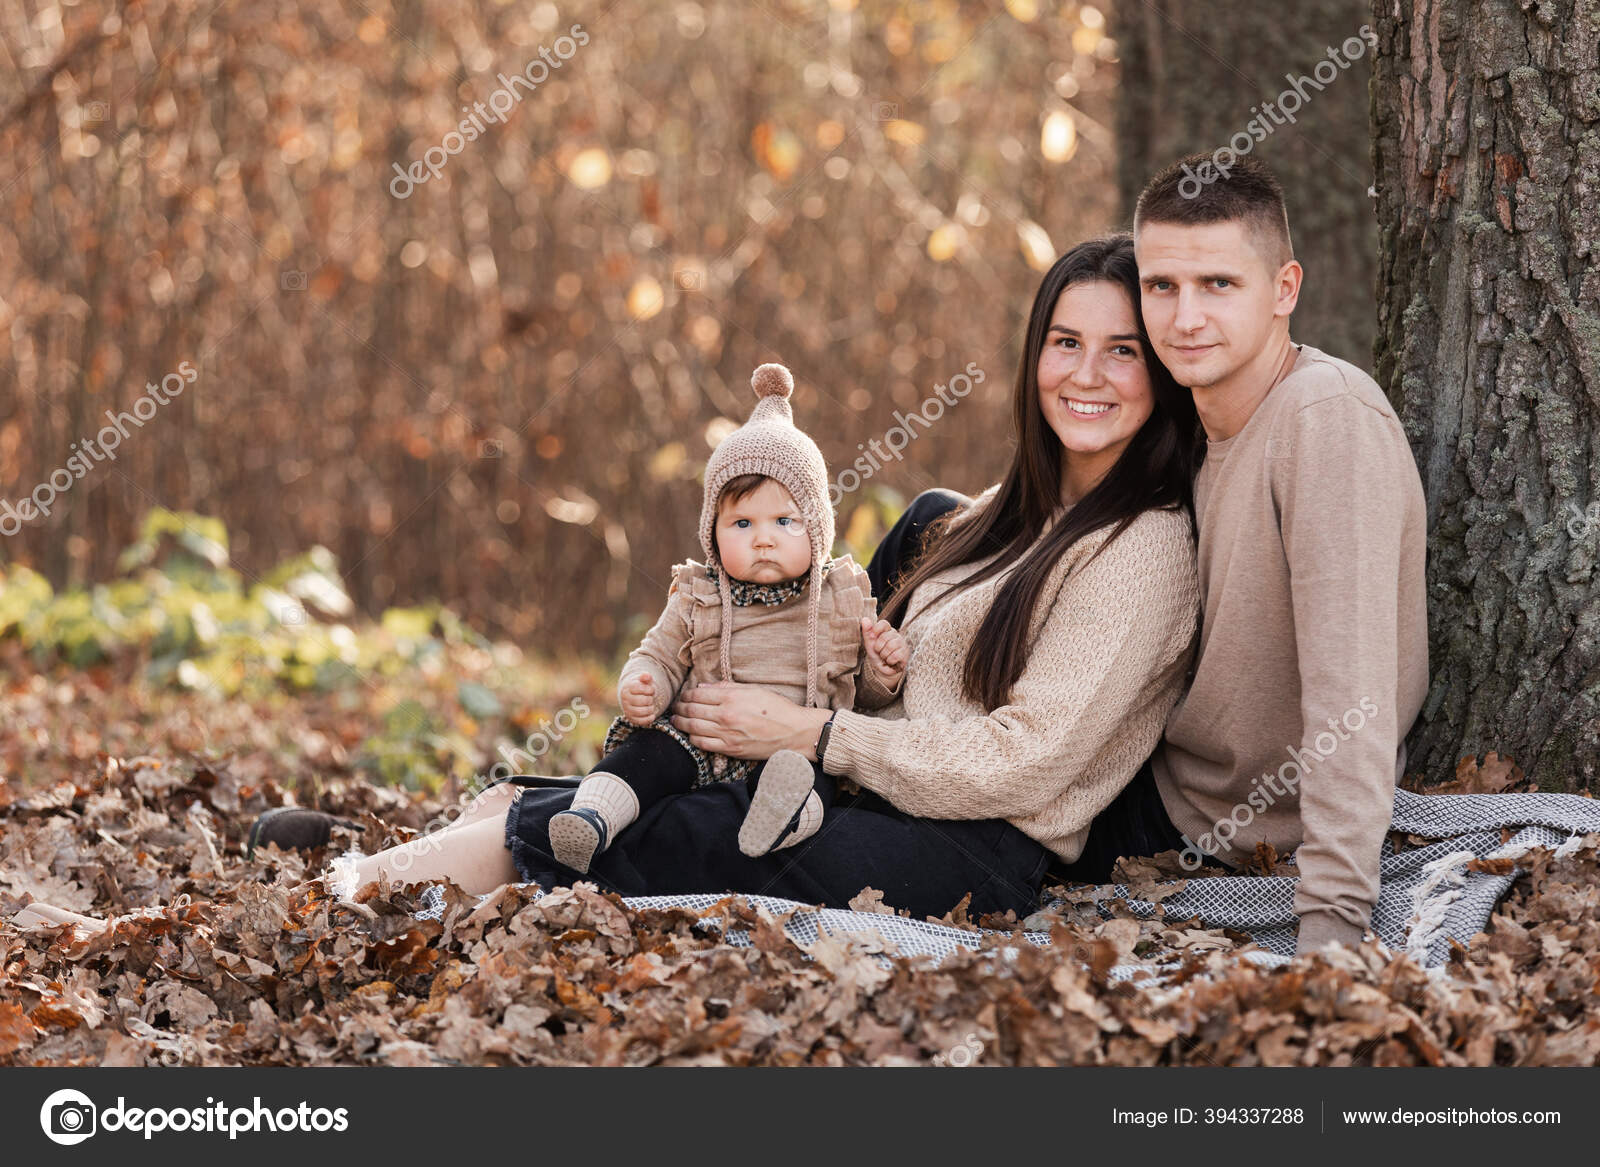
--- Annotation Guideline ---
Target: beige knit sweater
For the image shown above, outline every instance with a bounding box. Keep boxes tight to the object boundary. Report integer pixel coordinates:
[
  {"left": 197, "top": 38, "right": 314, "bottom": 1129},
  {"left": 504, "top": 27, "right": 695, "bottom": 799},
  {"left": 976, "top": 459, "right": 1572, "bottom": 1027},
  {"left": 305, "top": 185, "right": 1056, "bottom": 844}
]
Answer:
[{"left": 821, "top": 487, "right": 1201, "bottom": 862}]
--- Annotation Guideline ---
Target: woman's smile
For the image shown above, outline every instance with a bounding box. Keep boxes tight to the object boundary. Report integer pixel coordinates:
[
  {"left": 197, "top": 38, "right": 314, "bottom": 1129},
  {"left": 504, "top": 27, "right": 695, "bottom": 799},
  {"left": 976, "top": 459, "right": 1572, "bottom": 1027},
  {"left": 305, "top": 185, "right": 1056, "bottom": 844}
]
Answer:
[{"left": 1062, "top": 397, "right": 1119, "bottom": 418}]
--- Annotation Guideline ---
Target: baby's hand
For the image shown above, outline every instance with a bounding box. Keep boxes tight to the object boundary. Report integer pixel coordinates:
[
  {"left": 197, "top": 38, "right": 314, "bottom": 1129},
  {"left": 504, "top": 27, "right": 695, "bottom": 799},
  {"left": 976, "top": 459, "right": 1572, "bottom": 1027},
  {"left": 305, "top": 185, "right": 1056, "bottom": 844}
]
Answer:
[
  {"left": 620, "top": 674, "right": 661, "bottom": 725},
  {"left": 861, "top": 617, "right": 908, "bottom": 688}
]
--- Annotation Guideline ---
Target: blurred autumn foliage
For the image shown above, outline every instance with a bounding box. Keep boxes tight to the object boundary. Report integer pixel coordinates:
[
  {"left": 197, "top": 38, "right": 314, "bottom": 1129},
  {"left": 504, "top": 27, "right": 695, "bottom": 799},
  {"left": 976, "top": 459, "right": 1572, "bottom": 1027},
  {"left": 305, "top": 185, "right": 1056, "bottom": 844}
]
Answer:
[{"left": 0, "top": 0, "right": 1120, "bottom": 656}]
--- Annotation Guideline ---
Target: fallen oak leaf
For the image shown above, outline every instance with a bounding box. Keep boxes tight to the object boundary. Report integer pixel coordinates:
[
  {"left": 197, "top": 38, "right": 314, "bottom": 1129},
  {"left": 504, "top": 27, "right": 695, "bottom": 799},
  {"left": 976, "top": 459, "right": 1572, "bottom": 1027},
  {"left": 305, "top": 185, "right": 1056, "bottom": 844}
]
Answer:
[
  {"left": 369, "top": 927, "right": 440, "bottom": 978},
  {"left": 612, "top": 952, "right": 670, "bottom": 994},
  {"left": 0, "top": 1002, "right": 38, "bottom": 1055},
  {"left": 926, "top": 892, "right": 977, "bottom": 931},
  {"left": 846, "top": 886, "right": 896, "bottom": 915},
  {"left": 1428, "top": 751, "right": 1526, "bottom": 796}
]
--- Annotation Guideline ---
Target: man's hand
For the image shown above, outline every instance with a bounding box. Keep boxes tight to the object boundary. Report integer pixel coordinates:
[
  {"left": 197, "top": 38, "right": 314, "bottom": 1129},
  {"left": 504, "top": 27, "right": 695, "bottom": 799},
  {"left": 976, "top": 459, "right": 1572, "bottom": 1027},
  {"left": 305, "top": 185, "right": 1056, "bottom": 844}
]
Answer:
[
  {"left": 861, "top": 617, "right": 908, "bottom": 689},
  {"left": 1295, "top": 912, "right": 1368, "bottom": 957},
  {"left": 620, "top": 674, "right": 662, "bottom": 726}
]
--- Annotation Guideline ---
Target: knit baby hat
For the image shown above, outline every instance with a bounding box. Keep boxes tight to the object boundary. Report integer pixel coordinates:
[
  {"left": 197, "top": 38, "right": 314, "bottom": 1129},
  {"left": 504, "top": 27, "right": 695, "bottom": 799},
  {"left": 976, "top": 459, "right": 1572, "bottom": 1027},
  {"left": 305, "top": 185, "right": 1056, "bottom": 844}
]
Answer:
[{"left": 699, "top": 362, "right": 835, "bottom": 707}]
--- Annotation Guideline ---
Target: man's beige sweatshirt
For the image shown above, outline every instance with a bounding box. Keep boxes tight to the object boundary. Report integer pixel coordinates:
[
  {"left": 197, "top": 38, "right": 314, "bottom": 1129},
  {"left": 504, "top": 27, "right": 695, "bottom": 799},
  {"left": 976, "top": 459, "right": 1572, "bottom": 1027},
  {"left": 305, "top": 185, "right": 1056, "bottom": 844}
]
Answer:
[
  {"left": 1152, "top": 343, "right": 1430, "bottom": 952},
  {"left": 823, "top": 493, "right": 1200, "bottom": 864}
]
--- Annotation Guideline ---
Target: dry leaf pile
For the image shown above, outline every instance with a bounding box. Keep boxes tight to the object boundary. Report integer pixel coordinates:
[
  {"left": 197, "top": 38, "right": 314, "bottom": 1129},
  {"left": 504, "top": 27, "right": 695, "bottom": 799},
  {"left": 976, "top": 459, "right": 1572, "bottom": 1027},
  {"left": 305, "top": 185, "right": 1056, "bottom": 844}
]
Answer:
[{"left": 3, "top": 752, "right": 1599, "bottom": 1067}]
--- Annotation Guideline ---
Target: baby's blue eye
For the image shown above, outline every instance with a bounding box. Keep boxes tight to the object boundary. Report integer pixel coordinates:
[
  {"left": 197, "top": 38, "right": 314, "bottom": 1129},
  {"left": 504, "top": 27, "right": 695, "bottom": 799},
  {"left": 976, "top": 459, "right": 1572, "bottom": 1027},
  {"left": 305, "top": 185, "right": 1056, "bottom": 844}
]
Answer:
[
  {"left": 777, "top": 516, "right": 793, "bottom": 526},
  {"left": 734, "top": 518, "right": 750, "bottom": 528}
]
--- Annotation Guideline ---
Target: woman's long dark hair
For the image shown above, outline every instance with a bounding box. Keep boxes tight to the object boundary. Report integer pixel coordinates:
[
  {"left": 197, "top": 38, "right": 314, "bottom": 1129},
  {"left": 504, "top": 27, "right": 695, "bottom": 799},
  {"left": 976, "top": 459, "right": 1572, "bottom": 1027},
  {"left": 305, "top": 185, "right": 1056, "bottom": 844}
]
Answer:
[{"left": 880, "top": 234, "right": 1200, "bottom": 711}]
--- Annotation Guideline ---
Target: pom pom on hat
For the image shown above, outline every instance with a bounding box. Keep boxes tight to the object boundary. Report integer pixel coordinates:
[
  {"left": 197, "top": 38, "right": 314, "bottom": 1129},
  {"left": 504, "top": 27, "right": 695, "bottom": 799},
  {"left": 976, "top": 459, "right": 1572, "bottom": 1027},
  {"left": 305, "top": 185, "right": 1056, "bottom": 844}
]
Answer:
[
  {"left": 751, "top": 363, "right": 794, "bottom": 400},
  {"left": 699, "top": 360, "right": 831, "bottom": 566}
]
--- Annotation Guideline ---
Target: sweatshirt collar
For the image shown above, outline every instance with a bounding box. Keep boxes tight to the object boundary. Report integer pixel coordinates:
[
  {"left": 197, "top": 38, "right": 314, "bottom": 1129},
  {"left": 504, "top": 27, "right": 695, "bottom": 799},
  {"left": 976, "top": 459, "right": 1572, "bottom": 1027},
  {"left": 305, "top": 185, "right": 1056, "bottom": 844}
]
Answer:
[{"left": 1202, "top": 343, "right": 1308, "bottom": 463}]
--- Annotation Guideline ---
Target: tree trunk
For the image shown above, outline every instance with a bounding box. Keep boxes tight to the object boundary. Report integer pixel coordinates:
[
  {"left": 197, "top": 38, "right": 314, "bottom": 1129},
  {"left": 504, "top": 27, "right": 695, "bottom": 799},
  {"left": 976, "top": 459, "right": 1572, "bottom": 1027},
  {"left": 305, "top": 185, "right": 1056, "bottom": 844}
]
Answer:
[
  {"left": 1112, "top": 0, "right": 1378, "bottom": 365},
  {"left": 1372, "top": 0, "right": 1600, "bottom": 790}
]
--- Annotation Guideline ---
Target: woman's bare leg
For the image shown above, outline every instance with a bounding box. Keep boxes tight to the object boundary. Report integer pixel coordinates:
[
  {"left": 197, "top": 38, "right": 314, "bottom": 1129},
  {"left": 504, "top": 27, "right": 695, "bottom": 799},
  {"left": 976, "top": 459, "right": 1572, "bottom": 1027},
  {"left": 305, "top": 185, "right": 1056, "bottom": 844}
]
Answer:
[
  {"left": 336, "top": 816, "right": 518, "bottom": 897},
  {"left": 432, "top": 782, "right": 519, "bottom": 835}
]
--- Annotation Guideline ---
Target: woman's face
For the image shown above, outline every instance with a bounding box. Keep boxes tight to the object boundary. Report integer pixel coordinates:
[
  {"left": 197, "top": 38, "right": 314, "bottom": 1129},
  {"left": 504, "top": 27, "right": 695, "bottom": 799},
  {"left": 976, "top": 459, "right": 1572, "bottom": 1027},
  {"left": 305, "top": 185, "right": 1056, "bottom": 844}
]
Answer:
[{"left": 1036, "top": 280, "right": 1156, "bottom": 471}]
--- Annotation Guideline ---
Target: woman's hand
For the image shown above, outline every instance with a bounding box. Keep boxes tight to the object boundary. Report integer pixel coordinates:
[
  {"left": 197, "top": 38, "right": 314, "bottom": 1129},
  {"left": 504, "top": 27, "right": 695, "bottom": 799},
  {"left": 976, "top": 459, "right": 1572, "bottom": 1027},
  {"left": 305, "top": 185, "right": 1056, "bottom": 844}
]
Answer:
[
  {"left": 620, "top": 674, "right": 661, "bottom": 725},
  {"left": 670, "top": 682, "right": 834, "bottom": 760},
  {"left": 861, "top": 617, "right": 908, "bottom": 688}
]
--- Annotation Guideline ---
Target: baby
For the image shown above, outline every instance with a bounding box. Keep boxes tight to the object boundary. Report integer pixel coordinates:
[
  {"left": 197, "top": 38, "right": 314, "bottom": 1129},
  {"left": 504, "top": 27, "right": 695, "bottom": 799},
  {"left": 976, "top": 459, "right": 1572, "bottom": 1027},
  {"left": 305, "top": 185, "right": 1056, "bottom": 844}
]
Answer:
[{"left": 548, "top": 362, "right": 908, "bottom": 873}]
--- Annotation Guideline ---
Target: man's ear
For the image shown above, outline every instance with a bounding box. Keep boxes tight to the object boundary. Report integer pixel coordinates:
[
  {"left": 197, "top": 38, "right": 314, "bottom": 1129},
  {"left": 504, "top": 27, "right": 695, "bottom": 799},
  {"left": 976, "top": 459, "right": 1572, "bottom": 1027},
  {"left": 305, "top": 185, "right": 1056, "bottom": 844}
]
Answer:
[{"left": 1273, "top": 259, "right": 1304, "bottom": 319}]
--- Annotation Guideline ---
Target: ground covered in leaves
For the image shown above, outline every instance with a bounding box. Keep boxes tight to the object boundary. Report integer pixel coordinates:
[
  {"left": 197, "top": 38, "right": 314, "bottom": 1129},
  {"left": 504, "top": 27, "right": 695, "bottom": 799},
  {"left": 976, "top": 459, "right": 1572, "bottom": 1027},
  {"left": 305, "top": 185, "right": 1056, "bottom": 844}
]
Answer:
[{"left": 4, "top": 739, "right": 1600, "bottom": 1066}]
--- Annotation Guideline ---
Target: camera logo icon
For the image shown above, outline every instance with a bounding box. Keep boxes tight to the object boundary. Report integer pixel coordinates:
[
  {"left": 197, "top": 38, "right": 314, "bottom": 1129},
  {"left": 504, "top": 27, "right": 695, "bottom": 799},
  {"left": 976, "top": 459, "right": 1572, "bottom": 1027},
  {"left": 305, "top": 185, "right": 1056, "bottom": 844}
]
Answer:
[{"left": 40, "top": 1089, "right": 97, "bottom": 1146}]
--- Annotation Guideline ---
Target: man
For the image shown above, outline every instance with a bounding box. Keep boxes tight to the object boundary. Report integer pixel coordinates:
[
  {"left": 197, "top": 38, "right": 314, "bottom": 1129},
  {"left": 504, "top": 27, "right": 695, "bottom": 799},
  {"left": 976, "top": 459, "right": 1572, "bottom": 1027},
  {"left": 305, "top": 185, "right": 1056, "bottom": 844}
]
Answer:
[{"left": 1133, "top": 154, "right": 1429, "bottom": 955}]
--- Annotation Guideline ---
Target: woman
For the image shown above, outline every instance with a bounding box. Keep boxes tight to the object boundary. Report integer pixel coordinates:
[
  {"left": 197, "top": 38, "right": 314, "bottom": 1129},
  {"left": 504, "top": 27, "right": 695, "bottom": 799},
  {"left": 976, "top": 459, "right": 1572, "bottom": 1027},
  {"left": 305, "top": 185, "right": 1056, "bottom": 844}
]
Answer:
[{"left": 16, "top": 235, "right": 1201, "bottom": 937}]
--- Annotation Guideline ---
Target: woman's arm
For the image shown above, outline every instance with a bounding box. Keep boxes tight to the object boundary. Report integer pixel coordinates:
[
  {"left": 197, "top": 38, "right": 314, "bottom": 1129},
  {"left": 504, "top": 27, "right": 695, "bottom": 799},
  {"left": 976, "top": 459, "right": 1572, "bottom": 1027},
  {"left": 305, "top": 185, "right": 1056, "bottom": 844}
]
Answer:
[
  {"left": 670, "top": 683, "right": 834, "bottom": 760},
  {"left": 823, "top": 512, "right": 1198, "bottom": 820}
]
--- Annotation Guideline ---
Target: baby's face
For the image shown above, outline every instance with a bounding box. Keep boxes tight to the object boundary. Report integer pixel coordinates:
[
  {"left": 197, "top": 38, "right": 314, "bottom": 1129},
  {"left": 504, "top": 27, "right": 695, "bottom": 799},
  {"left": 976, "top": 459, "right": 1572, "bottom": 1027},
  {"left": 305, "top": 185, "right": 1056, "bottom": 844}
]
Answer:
[{"left": 715, "top": 479, "right": 813, "bottom": 583}]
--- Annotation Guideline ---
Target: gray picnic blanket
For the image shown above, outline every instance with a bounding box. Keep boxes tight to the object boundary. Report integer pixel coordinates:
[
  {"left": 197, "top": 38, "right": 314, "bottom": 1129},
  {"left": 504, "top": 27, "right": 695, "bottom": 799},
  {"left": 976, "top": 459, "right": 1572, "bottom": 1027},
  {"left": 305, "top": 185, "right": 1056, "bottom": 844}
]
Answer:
[{"left": 418, "top": 788, "right": 1600, "bottom": 972}]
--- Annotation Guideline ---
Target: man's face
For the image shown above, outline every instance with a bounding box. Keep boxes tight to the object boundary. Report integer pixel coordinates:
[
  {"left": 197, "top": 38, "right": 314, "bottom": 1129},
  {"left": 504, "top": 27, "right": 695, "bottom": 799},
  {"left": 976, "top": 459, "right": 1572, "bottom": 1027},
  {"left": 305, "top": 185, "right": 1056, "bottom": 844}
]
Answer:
[
  {"left": 1134, "top": 219, "right": 1297, "bottom": 390},
  {"left": 715, "top": 479, "right": 813, "bottom": 583}
]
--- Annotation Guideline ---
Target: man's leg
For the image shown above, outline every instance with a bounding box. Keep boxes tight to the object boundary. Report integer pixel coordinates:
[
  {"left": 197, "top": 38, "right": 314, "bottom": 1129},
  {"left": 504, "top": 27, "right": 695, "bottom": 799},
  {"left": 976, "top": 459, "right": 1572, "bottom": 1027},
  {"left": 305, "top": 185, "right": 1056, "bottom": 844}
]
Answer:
[{"left": 866, "top": 488, "right": 971, "bottom": 624}]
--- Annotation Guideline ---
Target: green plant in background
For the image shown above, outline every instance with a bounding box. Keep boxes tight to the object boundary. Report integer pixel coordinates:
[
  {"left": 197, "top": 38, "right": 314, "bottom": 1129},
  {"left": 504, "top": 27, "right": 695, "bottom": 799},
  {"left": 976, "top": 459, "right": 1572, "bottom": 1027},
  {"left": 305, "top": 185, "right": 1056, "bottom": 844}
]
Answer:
[
  {"left": 357, "top": 698, "right": 481, "bottom": 793},
  {"left": 0, "top": 508, "right": 615, "bottom": 792},
  {"left": 834, "top": 483, "right": 907, "bottom": 567},
  {"left": 0, "top": 508, "right": 486, "bottom": 696}
]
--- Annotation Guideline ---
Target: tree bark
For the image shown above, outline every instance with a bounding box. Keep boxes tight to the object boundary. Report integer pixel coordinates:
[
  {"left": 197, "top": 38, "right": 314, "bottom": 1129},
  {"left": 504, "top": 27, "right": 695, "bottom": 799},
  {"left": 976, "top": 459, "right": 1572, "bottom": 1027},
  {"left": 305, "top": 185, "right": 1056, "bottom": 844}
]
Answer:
[
  {"left": 1113, "top": 0, "right": 1378, "bottom": 365},
  {"left": 1372, "top": 0, "right": 1600, "bottom": 790}
]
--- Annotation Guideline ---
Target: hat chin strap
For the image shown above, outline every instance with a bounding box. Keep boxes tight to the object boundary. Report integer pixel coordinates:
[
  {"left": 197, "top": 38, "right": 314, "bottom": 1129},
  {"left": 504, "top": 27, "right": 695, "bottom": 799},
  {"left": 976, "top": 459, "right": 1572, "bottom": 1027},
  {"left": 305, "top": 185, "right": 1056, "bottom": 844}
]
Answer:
[
  {"left": 716, "top": 552, "right": 735, "bottom": 687},
  {"left": 803, "top": 562, "right": 822, "bottom": 709}
]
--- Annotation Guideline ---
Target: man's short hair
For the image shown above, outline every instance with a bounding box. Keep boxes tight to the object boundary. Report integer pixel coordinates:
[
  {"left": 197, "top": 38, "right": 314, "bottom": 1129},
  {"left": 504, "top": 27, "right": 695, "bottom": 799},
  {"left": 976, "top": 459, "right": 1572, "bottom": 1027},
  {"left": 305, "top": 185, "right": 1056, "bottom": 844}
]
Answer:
[{"left": 1134, "top": 153, "right": 1295, "bottom": 270}]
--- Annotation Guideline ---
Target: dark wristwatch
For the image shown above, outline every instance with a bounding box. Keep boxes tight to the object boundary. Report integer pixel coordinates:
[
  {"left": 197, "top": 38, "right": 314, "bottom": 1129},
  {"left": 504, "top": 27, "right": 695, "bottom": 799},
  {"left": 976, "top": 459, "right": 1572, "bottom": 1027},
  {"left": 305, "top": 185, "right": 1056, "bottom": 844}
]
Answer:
[{"left": 814, "top": 711, "right": 839, "bottom": 768}]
